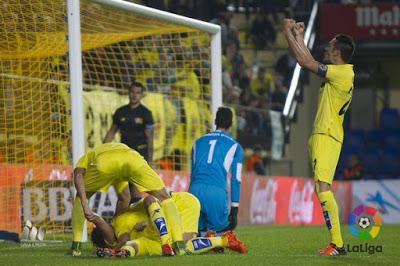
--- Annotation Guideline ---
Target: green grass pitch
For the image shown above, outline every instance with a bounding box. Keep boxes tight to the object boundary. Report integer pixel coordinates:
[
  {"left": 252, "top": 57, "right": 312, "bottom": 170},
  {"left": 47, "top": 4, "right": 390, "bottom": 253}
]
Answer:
[{"left": 1, "top": 225, "right": 398, "bottom": 265}]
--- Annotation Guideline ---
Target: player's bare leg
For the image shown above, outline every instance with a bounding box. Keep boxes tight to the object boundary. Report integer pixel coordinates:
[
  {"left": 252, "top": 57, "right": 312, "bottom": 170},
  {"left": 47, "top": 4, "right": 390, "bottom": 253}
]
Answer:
[{"left": 315, "top": 181, "right": 346, "bottom": 256}]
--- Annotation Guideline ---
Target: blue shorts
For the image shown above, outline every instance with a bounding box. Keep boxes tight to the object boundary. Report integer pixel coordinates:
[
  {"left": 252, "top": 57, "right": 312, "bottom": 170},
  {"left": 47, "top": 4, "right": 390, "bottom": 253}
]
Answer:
[{"left": 189, "top": 184, "right": 229, "bottom": 232}]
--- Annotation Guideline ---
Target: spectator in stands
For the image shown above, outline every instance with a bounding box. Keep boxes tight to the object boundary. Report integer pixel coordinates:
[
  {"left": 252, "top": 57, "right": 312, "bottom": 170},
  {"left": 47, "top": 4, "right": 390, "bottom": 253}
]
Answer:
[
  {"left": 275, "top": 52, "right": 297, "bottom": 87},
  {"left": 270, "top": 84, "right": 288, "bottom": 112},
  {"left": 222, "top": 65, "right": 241, "bottom": 104},
  {"left": 250, "top": 12, "right": 276, "bottom": 49},
  {"left": 227, "top": 26, "right": 241, "bottom": 50},
  {"left": 246, "top": 145, "right": 266, "bottom": 175},
  {"left": 174, "top": 53, "right": 201, "bottom": 100},
  {"left": 237, "top": 62, "right": 251, "bottom": 90},
  {"left": 224, "top": 42, "right": 245, "bottom": 78},
  {"left": 250, "top": 66, "right": 275, "bottom": 108},
  {"left": 343, "top": 154, "right": 364, "bottom": 181},
  {"left": 210, "top": 12, "right": 230, "bottom": 48}
]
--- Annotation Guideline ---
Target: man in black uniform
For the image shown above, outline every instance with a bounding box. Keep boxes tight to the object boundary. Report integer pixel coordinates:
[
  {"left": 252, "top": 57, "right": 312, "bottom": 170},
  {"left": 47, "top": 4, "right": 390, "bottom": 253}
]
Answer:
[{"left": 104, "top": 81, "right": 154, "bottom": 201}]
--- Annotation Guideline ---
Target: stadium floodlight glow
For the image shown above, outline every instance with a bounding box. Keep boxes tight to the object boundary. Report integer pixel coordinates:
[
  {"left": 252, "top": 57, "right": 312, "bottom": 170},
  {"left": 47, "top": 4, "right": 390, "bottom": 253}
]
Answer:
[
  {"left": 308, "top": 32, "right": 316, "bottom": 50},
  {"left": 284, "top": 64, "right": 302, "bottom": 117},
  {"left": 283, "top": 0, "right": 319, "bottom": 117}
]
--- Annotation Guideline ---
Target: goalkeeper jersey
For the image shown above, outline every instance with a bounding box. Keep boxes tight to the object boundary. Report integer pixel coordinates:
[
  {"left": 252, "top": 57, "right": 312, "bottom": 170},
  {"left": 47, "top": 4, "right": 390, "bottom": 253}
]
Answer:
[{"left": 190, "top": 130, "right": 244, "bottom": 205}]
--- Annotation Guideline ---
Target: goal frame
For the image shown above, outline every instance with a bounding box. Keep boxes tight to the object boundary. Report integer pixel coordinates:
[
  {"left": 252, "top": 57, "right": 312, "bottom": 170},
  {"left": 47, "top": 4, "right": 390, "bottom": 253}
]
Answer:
[{"left": 66, "top": 0, "right": 222, "bottom": 166}]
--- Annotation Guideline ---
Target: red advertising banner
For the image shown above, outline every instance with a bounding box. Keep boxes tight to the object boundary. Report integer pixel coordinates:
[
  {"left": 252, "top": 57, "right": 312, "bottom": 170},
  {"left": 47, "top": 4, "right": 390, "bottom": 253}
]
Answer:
[
  {"left": 237, "top": 175, "right": 352, "bottom": 226},
  {"left": 0, "top": 164, "right": 353, "bottom": 233},
  {"left": 321, "top": 4, "right": 400, "bottom": 40}
]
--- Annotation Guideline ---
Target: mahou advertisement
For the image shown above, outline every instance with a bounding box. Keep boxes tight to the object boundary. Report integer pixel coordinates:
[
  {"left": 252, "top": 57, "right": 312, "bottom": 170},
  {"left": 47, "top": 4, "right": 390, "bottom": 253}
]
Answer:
[{"left": 321, "top": 3, "right": 400, "bottom": 40}]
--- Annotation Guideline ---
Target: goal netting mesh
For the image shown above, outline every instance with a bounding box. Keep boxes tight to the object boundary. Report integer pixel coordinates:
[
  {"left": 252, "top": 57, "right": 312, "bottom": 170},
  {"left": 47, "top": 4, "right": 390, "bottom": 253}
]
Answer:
[{"left": 0, "top": 0, "right": 213, "bottom": 239}]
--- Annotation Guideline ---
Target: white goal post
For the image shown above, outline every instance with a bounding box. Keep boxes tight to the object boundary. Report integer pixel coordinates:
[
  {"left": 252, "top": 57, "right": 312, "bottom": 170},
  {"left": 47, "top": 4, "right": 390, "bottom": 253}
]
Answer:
[{"left": 67, "top": 0, "right": 222, "bottom": 167}]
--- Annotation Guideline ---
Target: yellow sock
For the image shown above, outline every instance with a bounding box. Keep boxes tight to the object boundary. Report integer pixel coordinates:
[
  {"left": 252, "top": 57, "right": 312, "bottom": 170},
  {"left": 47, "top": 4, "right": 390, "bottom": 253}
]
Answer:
[
  {"left": 161, "top": 198, "right": 183, "bottom": 242},
  {"left": 186, "top": 237, "right": 223, "bottom": 254},
  {"left": 318, "top": 191, "right": 343, "bottom": 247},
  {"left": 72, "top": 197, "right": 85, "bottom": 242},
  {"left": 148, "top": 202, "right": 171, "bottom": 245}
]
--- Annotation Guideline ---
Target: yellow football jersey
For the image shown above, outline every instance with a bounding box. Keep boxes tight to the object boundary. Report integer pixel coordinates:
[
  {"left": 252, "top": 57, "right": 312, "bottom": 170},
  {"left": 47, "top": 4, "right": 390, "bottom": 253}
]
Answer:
[
  {"left": 113, "top": 192, "right": 200, "bottom": 241},
  {"left": 75, "top": 143, "right": 145, "bottom": 193},
  {"left": 312, "top": 64, "right": 354, "bottom": 143},
  {"left": 113, "top": 199, "right": 148, "bottom": 239}
]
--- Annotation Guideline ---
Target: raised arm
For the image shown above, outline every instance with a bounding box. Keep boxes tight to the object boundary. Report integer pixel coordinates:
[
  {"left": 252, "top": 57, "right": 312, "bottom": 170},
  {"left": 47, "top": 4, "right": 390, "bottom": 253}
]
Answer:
[{"left": 282, "top": 19, "right": 326, "bottom": 76}]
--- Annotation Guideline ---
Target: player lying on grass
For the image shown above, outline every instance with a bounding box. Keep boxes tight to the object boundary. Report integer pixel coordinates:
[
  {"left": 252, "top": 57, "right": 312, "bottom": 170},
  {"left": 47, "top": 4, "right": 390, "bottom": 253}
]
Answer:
[
  {"left": 90, "top": 192, "right": 247, "bottom": 257},
  {"left": 70, "top": 143, "right": 186, "bottom": 256}
]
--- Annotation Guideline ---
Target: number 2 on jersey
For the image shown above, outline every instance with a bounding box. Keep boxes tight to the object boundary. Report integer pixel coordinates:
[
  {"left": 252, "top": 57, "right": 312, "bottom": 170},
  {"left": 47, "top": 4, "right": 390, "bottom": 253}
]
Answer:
[{"left": 207, "top": 139, "right": 217, "bottom": 163}]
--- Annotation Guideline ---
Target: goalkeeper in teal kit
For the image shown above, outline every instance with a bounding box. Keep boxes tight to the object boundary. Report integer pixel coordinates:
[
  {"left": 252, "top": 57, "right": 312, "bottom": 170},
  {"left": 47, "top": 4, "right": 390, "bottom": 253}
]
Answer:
[{"left": 189, "top": 107, "right": 244, "bottom": 234}]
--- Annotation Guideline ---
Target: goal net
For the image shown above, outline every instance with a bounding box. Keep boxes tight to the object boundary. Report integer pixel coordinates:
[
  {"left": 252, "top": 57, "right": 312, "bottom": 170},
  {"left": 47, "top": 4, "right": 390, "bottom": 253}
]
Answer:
[{"left": 0, "top": 0, "right": 220, "bottom": 239}]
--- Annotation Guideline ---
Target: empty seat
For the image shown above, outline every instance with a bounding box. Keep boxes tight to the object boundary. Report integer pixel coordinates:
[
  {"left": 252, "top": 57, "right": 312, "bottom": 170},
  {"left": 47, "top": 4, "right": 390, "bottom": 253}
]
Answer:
[{"left": 381, "top": 108, "right": 400, "bottom": 129}]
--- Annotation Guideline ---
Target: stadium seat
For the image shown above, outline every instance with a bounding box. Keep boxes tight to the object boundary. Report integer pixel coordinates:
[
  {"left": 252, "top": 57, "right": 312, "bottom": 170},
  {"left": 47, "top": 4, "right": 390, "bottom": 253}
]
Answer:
[
  {"left": 365, "top": 128, "right": 385, "bottom": 150},
  {"left": 359, "top": 151, "right": 380, "bottom": 176},
  {"left": 342, "top": 129, "right": 364, "bottom": 150},
  {"left": 381, "top": 108, "right": 400, "bottom": 129},
  {"left": 385, "top": 135, "right": 400, "bottom": 153},
  {"left": 380, "top": 151, "right": 400, "bottom": 177}
]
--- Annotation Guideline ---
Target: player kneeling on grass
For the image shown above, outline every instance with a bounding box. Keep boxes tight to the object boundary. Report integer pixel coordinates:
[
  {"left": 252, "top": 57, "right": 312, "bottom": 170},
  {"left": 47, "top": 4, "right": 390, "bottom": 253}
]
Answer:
[
  {"left": 91, "top": 192, "right": 247, "bottom": 258},
  {"left": 70, "top": 143, "right": 187, "bottom": 256}
]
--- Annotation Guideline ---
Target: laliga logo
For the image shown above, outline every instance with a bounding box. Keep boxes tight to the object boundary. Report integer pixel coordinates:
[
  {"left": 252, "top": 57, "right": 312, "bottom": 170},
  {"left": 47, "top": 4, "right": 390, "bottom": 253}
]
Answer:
[{"left": 348, "top": 205, "right": 383, "bottom": 240}]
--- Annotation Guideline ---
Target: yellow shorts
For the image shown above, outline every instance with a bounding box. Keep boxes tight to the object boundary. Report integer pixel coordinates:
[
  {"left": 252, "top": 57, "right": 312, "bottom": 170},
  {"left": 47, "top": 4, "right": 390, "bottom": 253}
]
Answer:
[
  {"left": 86, "top": 180, "right": 128, "bottom": 194},
  {"left": 129, "top": 162, "right": 165, "bottom": 193},
  {"left": 308, "top": 134, "right": 342, "bottom": 184},
  {"left": 84, "top": 147, "right": 163, "bottom": 193},
  {"left": 172, "top": 192, "right": 200, "bottom": 234},
  {"left": 135, "top": 237, "right": 162, "bottom": 256}
]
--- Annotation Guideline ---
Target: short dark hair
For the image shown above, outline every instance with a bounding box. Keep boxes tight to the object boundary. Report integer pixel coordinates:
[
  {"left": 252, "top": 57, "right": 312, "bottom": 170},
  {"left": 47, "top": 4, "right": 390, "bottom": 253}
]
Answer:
[
  {"left": 334, "top": 34, "right": 355, "bottom": 63},
  {"left": 129, "top": 81, "right": 145, "bottom": 93},
  {"left": 91, "top": 227, "right": 107, "bottom": 248},
  {"left": 215, "top": 107, "right": 233, "bottom": 129}
]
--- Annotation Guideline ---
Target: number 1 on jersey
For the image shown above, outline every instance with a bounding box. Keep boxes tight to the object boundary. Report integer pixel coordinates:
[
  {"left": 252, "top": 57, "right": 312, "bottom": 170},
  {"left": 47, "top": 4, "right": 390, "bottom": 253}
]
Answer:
[{"left": 207, "top": 139, "right": 217, "bottom": 163}]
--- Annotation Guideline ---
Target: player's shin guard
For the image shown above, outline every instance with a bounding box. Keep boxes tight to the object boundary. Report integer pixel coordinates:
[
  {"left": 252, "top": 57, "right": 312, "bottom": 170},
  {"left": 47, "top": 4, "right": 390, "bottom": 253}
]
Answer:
[
  {"left": 186, "top": 237, "right": 223, "bottom": 254},
  {"left": 148, "top": 202, "right": 171, "bottom": 246},
  {"left": 161, "top": 198, "right": 184, "bottom": 243},
  {"left": 318, "top": 191, "right": 344, "bottom": 247},
  {"left": 72, "top": 197, "right": 85, "bottom": 242}
]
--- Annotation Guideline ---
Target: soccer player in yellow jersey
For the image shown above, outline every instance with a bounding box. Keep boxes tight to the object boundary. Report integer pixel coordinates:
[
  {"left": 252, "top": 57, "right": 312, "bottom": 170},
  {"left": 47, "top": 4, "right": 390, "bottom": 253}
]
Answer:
[
  {"left": 90, "top": 192, "right": 247, "bottom": 257},
  {"left": 283, "top": 19, "right": 355, "bottom": 256},
  {"left": 70, "top": 143, "right": 187, "bottom": 256}
]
